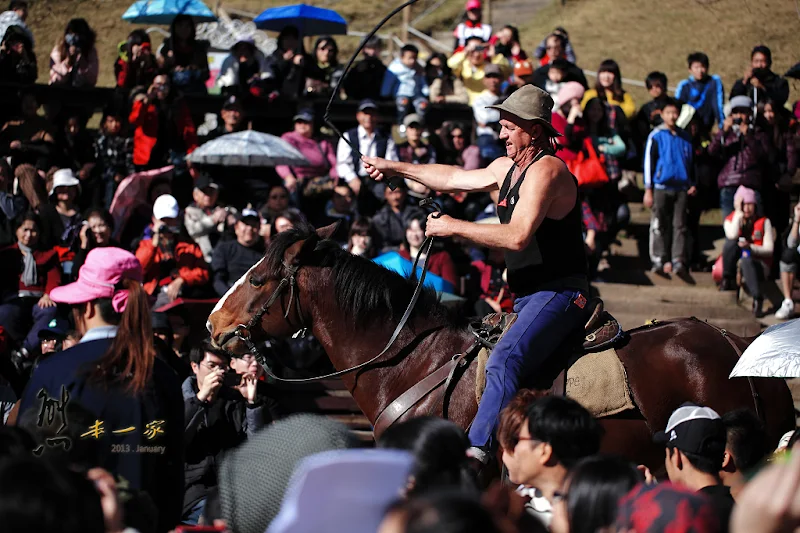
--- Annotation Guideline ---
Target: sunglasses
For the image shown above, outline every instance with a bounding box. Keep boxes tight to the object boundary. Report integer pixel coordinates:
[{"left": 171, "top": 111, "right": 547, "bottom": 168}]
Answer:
[{"left": 451, "top": 134, "right": 465, "bottom": 138}]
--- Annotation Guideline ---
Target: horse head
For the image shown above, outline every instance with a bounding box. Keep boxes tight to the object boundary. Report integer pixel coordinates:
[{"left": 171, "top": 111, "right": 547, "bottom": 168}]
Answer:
[{"left": 207, "top": 222, "right": 339, "bottom": 355}]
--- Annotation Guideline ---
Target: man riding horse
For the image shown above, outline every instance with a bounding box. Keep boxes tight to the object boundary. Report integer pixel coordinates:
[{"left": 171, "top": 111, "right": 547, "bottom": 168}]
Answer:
[{"left": 362, "top": 85, "right": 590, "bottom": 461}]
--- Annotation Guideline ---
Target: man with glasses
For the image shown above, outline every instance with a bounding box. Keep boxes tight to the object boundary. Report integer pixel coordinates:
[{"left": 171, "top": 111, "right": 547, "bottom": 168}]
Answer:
[
  {"left": 501, "top": 395, "right": 601, "bottom": 527},
  {"left": 183, "top": 341, "right": 271, "bottom": 524}
]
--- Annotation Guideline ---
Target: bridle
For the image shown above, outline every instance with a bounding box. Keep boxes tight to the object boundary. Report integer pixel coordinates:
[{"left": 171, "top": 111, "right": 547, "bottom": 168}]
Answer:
[{"left": 230, "top": 199, "right": 444, "bottom": 384}]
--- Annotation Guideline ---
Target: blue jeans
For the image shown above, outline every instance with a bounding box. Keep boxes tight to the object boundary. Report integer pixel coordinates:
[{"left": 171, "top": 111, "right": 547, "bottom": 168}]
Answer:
[
  {"left": 396, "top": 96, "right": 428, "bottom": 124},
  {"left": 0, "top": 297, "right": 58, "bottom": 354},
  {"left": 468, "top": 287, "right": 588, "bottom": 448},
  {"left": 182, "top": 498, "right": 206, "bottom": 525}
]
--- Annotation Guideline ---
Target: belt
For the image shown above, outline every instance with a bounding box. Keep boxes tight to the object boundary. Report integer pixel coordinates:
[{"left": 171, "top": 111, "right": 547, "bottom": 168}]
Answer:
[{"left": 519, "top": 275, "right": 589, "bottom": 296}]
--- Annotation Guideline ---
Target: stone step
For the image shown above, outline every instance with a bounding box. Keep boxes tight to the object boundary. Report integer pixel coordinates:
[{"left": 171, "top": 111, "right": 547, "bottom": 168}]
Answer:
[
  {"left": 600, "top": 290, "right": 752, "bottom": 320},
  {"left": 611, "top": 312, "right": 763, "bottom": 337},
  {"left": 593, "top": 282, "right": 737, "bottom": 307}
]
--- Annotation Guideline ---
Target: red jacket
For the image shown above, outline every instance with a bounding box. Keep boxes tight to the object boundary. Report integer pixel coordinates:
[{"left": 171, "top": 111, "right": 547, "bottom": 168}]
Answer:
[
  {"left": 135, "top": 238, "right": 209, "bottom": 295},
  {"left": 398, "top": 248, "right": 458, "bottom": 290},
  {"left": 1, "top": 245, "right": 62, "bottom": 295},
  {"left": 129, "top": 98, "right": 198, "bottom": 167}
]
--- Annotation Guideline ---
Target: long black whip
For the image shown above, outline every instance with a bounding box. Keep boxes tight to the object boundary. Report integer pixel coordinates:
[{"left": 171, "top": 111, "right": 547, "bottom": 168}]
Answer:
[{"left": 322, "top": 0, "right": 424, "bottom": 190}]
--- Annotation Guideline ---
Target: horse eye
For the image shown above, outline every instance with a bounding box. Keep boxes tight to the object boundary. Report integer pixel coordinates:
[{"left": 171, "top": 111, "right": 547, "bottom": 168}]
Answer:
[{"left": 249, "top": 275, "right": 264, "bottom": 288}]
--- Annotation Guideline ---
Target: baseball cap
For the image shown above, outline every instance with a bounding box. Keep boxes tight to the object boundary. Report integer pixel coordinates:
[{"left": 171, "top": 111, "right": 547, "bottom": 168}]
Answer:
[
  {"left": 223, "top": 94, "right": 244, "bottom": 111},
  {"left": 357, "top": 99, "right": 378, "bottom": 112},
  {"left": 514, "top": 60, "right": 534, "bottom": 78},
  {"left": 38, "top": 318, "right": 70, "bottom": 340},
  {"left": 483, "top": 63, "right": 502, "bottom": 77},
  {"left": 50, "top": 248, "right": 143, "bottom": 311},
  {"left": 465, "top": 0, "right": 481, "bottom": 10},
  {"left": 49, "top": 168, "right": 80, "bottom": 195},
  {"left": 153, "top": 194, "right": 180, "bottom": 220},
  {"left": 194, "top": 171, "right": 219, "bottom": 191},
  {"left": 653, "top": 402, "right": 726, "bottom": 456},
  {"left": 402, "top": 113, "right": 423, "bottom": 128},
  {"left": 237, "top": 207, "right": 260, "bottom": 223},
  {"left": 151, "top": 311, "right": 172, "bottom": 332},
  {"left": 293, "top": 108, "right": 315, "bottom": 123}
]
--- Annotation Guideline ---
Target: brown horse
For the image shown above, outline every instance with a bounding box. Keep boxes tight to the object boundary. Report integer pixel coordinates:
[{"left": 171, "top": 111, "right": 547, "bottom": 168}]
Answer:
[{"left": 207, "top": 224, "right": 795, "bottom": 471}]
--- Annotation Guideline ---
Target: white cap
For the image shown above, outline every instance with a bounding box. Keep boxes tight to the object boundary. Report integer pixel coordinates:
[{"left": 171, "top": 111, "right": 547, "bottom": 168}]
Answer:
[
  {"left": 49, "top": 168, "right": 80, "bottom": 195},
  {"left": 152, "top": 194, "right": 180, "bottom": 220}
]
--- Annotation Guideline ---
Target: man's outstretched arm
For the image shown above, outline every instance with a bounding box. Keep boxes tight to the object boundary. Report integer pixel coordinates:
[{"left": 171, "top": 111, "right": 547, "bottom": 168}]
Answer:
[{"left": 361, "top": 155, "right": 508, "bottom": 194}]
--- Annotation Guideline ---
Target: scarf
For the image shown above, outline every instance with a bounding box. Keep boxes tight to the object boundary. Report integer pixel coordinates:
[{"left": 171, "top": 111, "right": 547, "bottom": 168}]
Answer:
[{"left": 18, "top": 243, "right": 37, "bottom": 287}]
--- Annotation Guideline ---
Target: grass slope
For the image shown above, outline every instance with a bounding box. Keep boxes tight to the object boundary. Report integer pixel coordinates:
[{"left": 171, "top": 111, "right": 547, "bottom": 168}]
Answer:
[
  {"left": 519, "top": 0, "right": 800, "bottom": 105},
  {"left": 28, "top": 0, "right": 465, "bottom": 88}
]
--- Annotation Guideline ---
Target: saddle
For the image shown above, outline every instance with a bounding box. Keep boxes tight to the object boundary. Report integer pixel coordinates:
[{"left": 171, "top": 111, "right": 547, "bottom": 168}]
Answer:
[
  {"left": 469, "top": 297, "right": 623, "bottom": 354},
  {"left": 372, "top": 299, "right": 629, "bottom": 437}
]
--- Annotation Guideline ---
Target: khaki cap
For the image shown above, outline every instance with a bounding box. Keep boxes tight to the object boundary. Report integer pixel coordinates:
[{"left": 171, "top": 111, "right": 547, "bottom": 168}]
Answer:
[{"left": 487, "top": 85, "right": 562, "bottom": 137}]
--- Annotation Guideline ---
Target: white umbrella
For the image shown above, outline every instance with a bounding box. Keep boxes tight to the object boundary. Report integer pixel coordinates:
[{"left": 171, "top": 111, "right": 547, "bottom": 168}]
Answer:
[
  {"left": 729, "top": 319, "right": 800, "bottom": 378},
  {"left": 187, "top": 130, "right": 311, "bottom": 167}
]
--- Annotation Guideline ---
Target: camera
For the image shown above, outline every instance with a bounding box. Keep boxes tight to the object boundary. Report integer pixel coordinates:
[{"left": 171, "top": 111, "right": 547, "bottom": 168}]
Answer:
[
  {"left": 732, "top": 118, "right": 743, "bottom": 126},
  {"left": 223, "top": 369, "right": 241, "bottom": 388}
]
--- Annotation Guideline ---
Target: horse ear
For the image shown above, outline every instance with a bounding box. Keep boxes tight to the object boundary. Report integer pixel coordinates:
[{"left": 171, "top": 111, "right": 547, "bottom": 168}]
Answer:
[
  {"left": 283, "top": 239, "right": 308, "bottom": 266},
  {"left": 316, "top": 221, "right": 340, "bottom": 241}
]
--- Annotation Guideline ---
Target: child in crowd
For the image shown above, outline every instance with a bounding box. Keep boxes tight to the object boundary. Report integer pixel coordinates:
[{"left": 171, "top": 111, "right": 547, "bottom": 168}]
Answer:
[
  {"left": 675, "top": 52, "right": 725, "bottom": 133},
  {"left": 381, "top": 44, "right": 429, "bottom": 126},
  {"left": 635, "top": 71, "right": 669, "bottom": 136},
  {"left": 93, "top": 108, "right": 134, "bottom": 208},
  {"left": 644, "top": 99, "right": 695, "bottom": 276}
]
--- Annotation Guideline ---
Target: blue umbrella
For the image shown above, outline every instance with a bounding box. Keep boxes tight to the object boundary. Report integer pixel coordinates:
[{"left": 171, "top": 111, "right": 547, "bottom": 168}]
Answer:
[
  {"left": 374, "top": 252, "right": 455, "bottom": 294},
  {"left": 122, "top": 0, "right": 216, "bottom": 24},
  {"left": 254, "top": 4, "right": 347, "bottom": 36}
]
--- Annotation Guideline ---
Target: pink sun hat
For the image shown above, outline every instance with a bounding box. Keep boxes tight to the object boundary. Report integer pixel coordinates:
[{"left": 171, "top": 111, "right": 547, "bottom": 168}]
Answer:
[{"left": 50, "top": 247, "right": 143, "bottom": 312}]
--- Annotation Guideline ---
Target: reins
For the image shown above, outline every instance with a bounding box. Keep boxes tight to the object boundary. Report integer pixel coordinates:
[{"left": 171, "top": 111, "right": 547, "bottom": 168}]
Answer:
[{"left": 232, "top": 198, "right": 444, "bottom": 383}]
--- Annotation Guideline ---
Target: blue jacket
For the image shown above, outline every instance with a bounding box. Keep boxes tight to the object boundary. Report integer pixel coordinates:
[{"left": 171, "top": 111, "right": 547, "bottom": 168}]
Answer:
[
  {"left": 644, "top": 125, "right": 694, "bottom": 190},
  {"left": 19, "top": 337, "right": 184, "bottom": 531},
  {"left": 675, "top": 75, "right": 725, "bottom": 130},
  {"left": 380, "top": 58, "right": 428, "bottom": 100}
]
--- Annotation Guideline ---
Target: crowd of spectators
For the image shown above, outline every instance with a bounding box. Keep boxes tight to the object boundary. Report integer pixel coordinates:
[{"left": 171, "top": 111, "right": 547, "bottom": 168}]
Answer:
[{"left": 0, "top": 0, "right": 797, "bottom": 532}]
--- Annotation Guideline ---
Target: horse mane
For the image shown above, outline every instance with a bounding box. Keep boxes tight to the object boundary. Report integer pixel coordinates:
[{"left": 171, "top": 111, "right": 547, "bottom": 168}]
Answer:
[{"left": 264, "top": 226, "right": 462, "bottom": 331}]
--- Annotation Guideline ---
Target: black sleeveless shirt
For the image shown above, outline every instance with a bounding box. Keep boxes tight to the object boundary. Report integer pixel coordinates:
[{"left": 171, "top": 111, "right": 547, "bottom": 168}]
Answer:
[{"left": 497, "top": 151, "right": 588, "bottom": 296}]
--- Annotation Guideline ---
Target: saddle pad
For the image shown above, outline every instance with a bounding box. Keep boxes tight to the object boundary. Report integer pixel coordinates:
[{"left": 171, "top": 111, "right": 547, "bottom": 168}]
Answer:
[
  {"left": 474, "top": 347, "right": 634, "bottom": 419},
  {"left": 566, "top": 348, "right": 634, "bottom": 418}
]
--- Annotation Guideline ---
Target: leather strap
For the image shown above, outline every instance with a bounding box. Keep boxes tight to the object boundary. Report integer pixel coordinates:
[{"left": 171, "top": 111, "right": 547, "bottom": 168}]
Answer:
[
  {"left": 551, "top": 369, "right": 567, "bottom": 397},
  {"left": 373, "top": 346, "right": 475, "bottom": 438},
  {"left": 693, "top": 318, "right": 763, "bottom": 421}
]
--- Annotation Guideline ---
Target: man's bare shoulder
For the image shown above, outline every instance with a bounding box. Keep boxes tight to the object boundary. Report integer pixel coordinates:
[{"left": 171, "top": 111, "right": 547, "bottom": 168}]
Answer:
[{"left": 486, "top": 157, "right": 515, "bottom": 183}]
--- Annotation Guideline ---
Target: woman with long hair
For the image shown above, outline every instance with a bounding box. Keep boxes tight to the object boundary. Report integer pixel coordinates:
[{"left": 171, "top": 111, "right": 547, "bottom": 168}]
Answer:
[
  {"left": 378, "top": 416, "right": 477, "bottom": 496},
  {"left": 398, "top": 215, "right": 458, "bottom": 290},
  {"left": 304, "top": 36, "right": 344, "bottom": 97},
  {"left": 70, "top": 209, "right": 119, "bottom": 281},
  {"left": 17, "top": 246, "right": 184, "bottom": 532},
  {"left": 49, "top": 18, "right": 98, "bottom": 88},
  {"left": 550, "top": 455, "right": 642, "bottom": 533},
  {"left": 581, "top": 59, "right": 635, "bottom": 119},
  {"left": 157, "top": 14, "right": 210, "bottom": 95},
  {"left": 758, "top": 97, "right": 797, "bottom": 275}
]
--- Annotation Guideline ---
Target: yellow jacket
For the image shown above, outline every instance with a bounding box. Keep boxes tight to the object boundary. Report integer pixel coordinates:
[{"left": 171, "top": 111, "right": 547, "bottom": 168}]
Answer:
[
  {"left": 581, "top": 88, "right": 636, "bottom": 119},
  {"left": 447, "top": 52, "right": 511, "bottom": 105}
]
